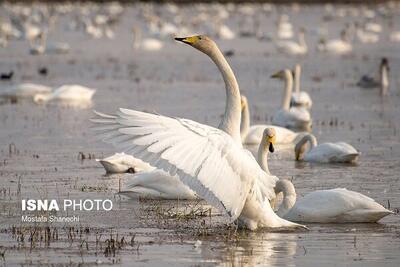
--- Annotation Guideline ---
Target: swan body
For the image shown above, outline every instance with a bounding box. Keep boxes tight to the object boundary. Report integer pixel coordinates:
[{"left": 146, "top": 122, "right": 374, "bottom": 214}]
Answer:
[
  {"left": 271, "top": 69, "right": 312, "bottom": 131},
  {"left": 132, "top": 26, "right": 163, "bottom": 51},
  {"left": 318, "top": 31, "right": 352, "bottom": 55},
  {"left": 295, "top": 134, "right": 360, "bottom": 163},
  {"left": 120, "top": 170, "right": 198, "bottom": 200},
  {"left": 365, "top": 22, "right": 382, "bottom": 33},
  {"left": 291, "top": 64, "right": 312, "bottom": 109},
  {"left": 276, "top": 15, "right": 293, "bottom": 39},
  {"left": 1, "top": 83, "right": 52, "bottom": 98},
  {"left": 275, "top": 180, "right": 392, "bottom": 223},
  {"left": 34, "top": 84, "right": 96, "bottom": 104},
  {"left": 93, "top": 35, "right": 304, "bottom": 230},
  {"left": 319, "top": 39, "right": 352, "bottom": 54},
  {"left": 356, "top": 29, "right": 379, "bottom": 44},
  {"left": 240, "top": 96, "right": 299, "bottom": 145},
  {"left": 96, "top": 152, "right": 153, "bottom": 174},
  {"left": 390, "top": 31, "right": 400, "bottom": 42},
  {"left": 217, "top": 24, "right": 235, "bottom": 40},
  {"left": 276, "top": 30, "right": 307, "bottom": 56}
]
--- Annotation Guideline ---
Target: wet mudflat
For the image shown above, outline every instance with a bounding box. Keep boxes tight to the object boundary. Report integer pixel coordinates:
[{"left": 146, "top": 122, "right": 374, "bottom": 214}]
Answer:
[{"left": 0, "top": 2, "right": 400, "bottom": 266}]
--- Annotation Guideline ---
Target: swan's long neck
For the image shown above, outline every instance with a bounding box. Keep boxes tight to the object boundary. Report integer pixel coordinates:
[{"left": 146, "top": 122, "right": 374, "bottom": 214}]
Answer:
[
  {"left": 380, "top": 63, "right": 389, "bottom": 96},
  {"left": 282, "top": 69, "right": 293, "bottom": 111},
  {"left": 132, "top": 26, "right": 141, "bottom": 49},
  {"left": 275, "top": 180, "right": 297, "bottom": 217},
  {"left": 211, "top": 48, "right": 242, "bottom": 145},
  {"left": 298, "top": 32, "right": 307, "bottom": 49},
  {"left": 295, "top": 133, "right": 317, "bottom": 159},
  {"left": 257, "top": 137, "right": 270, "bottom": 174},
  {"left": 294, "top": 64, "right": 301, "bottom": 93},
  {"left": 240, "top": 103, "right": 250, "bottom": 142}
]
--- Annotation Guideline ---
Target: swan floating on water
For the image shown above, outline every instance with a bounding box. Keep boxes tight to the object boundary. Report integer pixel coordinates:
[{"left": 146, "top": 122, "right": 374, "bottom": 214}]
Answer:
[
  {"left": 93, "top": 35, "right": 305, "bottom": 230},
  {"left": 273, "top": 179, "right": 393, "bottom": 223},
  {"left": 34, "top": 84, "right": 96, "bottom": 105},
  {"left": 276, "top": 29, "right": 307, "bottom": 56},
  {"left": 294, "top": 133, "right": 360, "bottom": 163},
  {"left": 271, "top": 69, "right": 312, "bottom": 131},
  {"left": 318, "top": 30, "right": 352, "bottom": 55},
  {"left": 96, "top": 152, "right": 153, "bottom": 174},
  {"left": 240, "top": 95, "right": 301, "bottom": 145},
  {"left": 357, "top": 58, "right": 389, "bottom": 96},
  {"left": 290, "top": 64, "right": 312, "bottom": 109},
  {"left": 1, "top": 83, "right": 52, "bottom": 98}
]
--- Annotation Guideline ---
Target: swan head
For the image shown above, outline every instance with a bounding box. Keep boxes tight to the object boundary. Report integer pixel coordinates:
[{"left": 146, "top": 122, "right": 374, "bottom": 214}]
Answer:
[
  {"left": 263, "top": 128, "right": 276, "bottom": 153},
  {"left": 381, "top": 57, "right": 389, "bottom": 70},
  {"left": 175, "top": 35, "right": 217, "bottom": 56},
  {"left": 270, "top": 69, "right": 291, "bottom": 81}
]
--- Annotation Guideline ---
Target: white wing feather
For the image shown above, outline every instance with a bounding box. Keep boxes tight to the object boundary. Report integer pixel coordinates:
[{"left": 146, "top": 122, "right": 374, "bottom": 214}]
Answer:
[{"left": 92, "top": 108, "right": 277, "bottom": 220}]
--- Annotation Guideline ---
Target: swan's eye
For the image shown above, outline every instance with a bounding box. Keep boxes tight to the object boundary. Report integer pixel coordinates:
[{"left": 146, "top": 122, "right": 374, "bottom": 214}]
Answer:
[{"left": 198, "top": 37, "right": 202, "bottom": 40}]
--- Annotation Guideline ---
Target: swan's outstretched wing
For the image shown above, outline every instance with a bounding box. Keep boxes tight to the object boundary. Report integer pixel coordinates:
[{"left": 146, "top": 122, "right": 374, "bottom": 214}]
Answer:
[{"left": 92, "top": 108, "right": 277, "bottom": 220}]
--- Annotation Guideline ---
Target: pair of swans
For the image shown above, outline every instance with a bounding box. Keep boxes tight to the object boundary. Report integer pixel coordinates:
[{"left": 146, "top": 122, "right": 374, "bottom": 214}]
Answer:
[
  {"left": 271, "top": 69, "right": 312, "bottom": 131},
  {"left": 93, "top": 35, "right": 304, "bottom": 230},
  {"left": 357, "top": 58, "right": 389, "bottom": 96}
]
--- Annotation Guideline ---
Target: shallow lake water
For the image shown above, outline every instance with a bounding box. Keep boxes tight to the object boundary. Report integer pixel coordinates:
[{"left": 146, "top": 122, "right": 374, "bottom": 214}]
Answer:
[{"left": 0, "top": 2, "right": 400, "bottom": 266}]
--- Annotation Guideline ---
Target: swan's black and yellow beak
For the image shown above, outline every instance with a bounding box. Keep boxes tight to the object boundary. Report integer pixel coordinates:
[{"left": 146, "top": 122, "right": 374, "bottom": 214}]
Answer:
[
  {"left": 269, "top": 142, "right": 275, "bottom": 153},
  {"left": 270, "top": 71, "right": 281, "bottom": 79},
  {"left": 175, "top": 36, "right": 197, "bottom": 45},
  {"left": 268, "top": 135, "right": 276, "bottom": 153}
]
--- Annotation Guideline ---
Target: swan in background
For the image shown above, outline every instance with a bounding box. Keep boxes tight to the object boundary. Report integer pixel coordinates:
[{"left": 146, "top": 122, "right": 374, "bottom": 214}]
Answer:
[
  {"left": 389, "top": 31, "right": 400, "bottom": 42},
  {"left": 120, "top": 127, "right": 278, "bottom": 199},
  {"left": 271, "top": 69, "right": 312, "bottom": 131},
  {"left": 290, "top": 64, "right": 312, "bottom": 109},
  {"left": 276, "top": 28, "right": 307, "bottom": 56},
  {"left": 34, "top": 84, "right": 96, "bottom": 105},
  {"left": 132, "top": 26, "right": 163, "bottom": 51},
  {"left": 357, "top": 58, "right": 389, "bottom": 95},
  {"left": 276, "top": 14, "right": 293, "bottom": 39},
  {"left": 96, "top": 152, "right": 153, "bottom": 174},
  {"left": 295, "top": 133, "right": 360, "bottom": 163},
  {"left": 240, "top": 95, "right": 301, "bottom": 145},
  {"left": 30, "top": 31, "right": 70, "bottom": 55},
  {"left": 318, "top": 30, "right": 352, "bottom": 55},
  {"left": 274, "top": 179, "right": 392, "bottom": 223},
  {"left": 93, "top": 35, "right": 305, "bottom": 230},
  {"left": 356, "top": 29, "right": 379, "bottom": 44},
  {"left": 217, "top": 24, "right": 236, "bottom": 40},
  {"left": 0, "top": 83, "right": 52, "bottom": 98},
  {"left": 120, "top": 170, "right": 198, "bottom": 200}
]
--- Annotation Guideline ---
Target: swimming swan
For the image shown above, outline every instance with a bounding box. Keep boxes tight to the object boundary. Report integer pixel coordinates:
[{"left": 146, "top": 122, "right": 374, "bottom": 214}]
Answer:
[
  {"left": 276, "top": 29, "right": 307, "bottom": 56},
  {"left": 274, "top": 179, "right": 392, "bottom": 223},
  {"left": 120, "top": 127, "right": 278, "bottom": 199},
  {"left": 318, "top": 30, "right": 352, "bottom": 55},
  {"left": 34, "top": 84, "right": 96, "bottom": 104},
  {"left": 357, "top": 58, "right": 389, "bottom": 96},
  {"left": 1, "top": 83, "right": 52, "bottom": 98},
  {"left": 92, "top": 35, "right": 305, "bottom": 230},
  {"left": 271, "top": 69, "right": 312, "bottom": 131},
  {"left": 290, "top": 64, "right": 312, "bottom": 109},
  {"left": 294, "top": 133, "right": 360, "bottom": 163},
  {"left": 96, "top": 152, "right": 153, "bottom": 174},
  {"left": 240, "top": 95, "right": 301, "bottom": 145}
]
